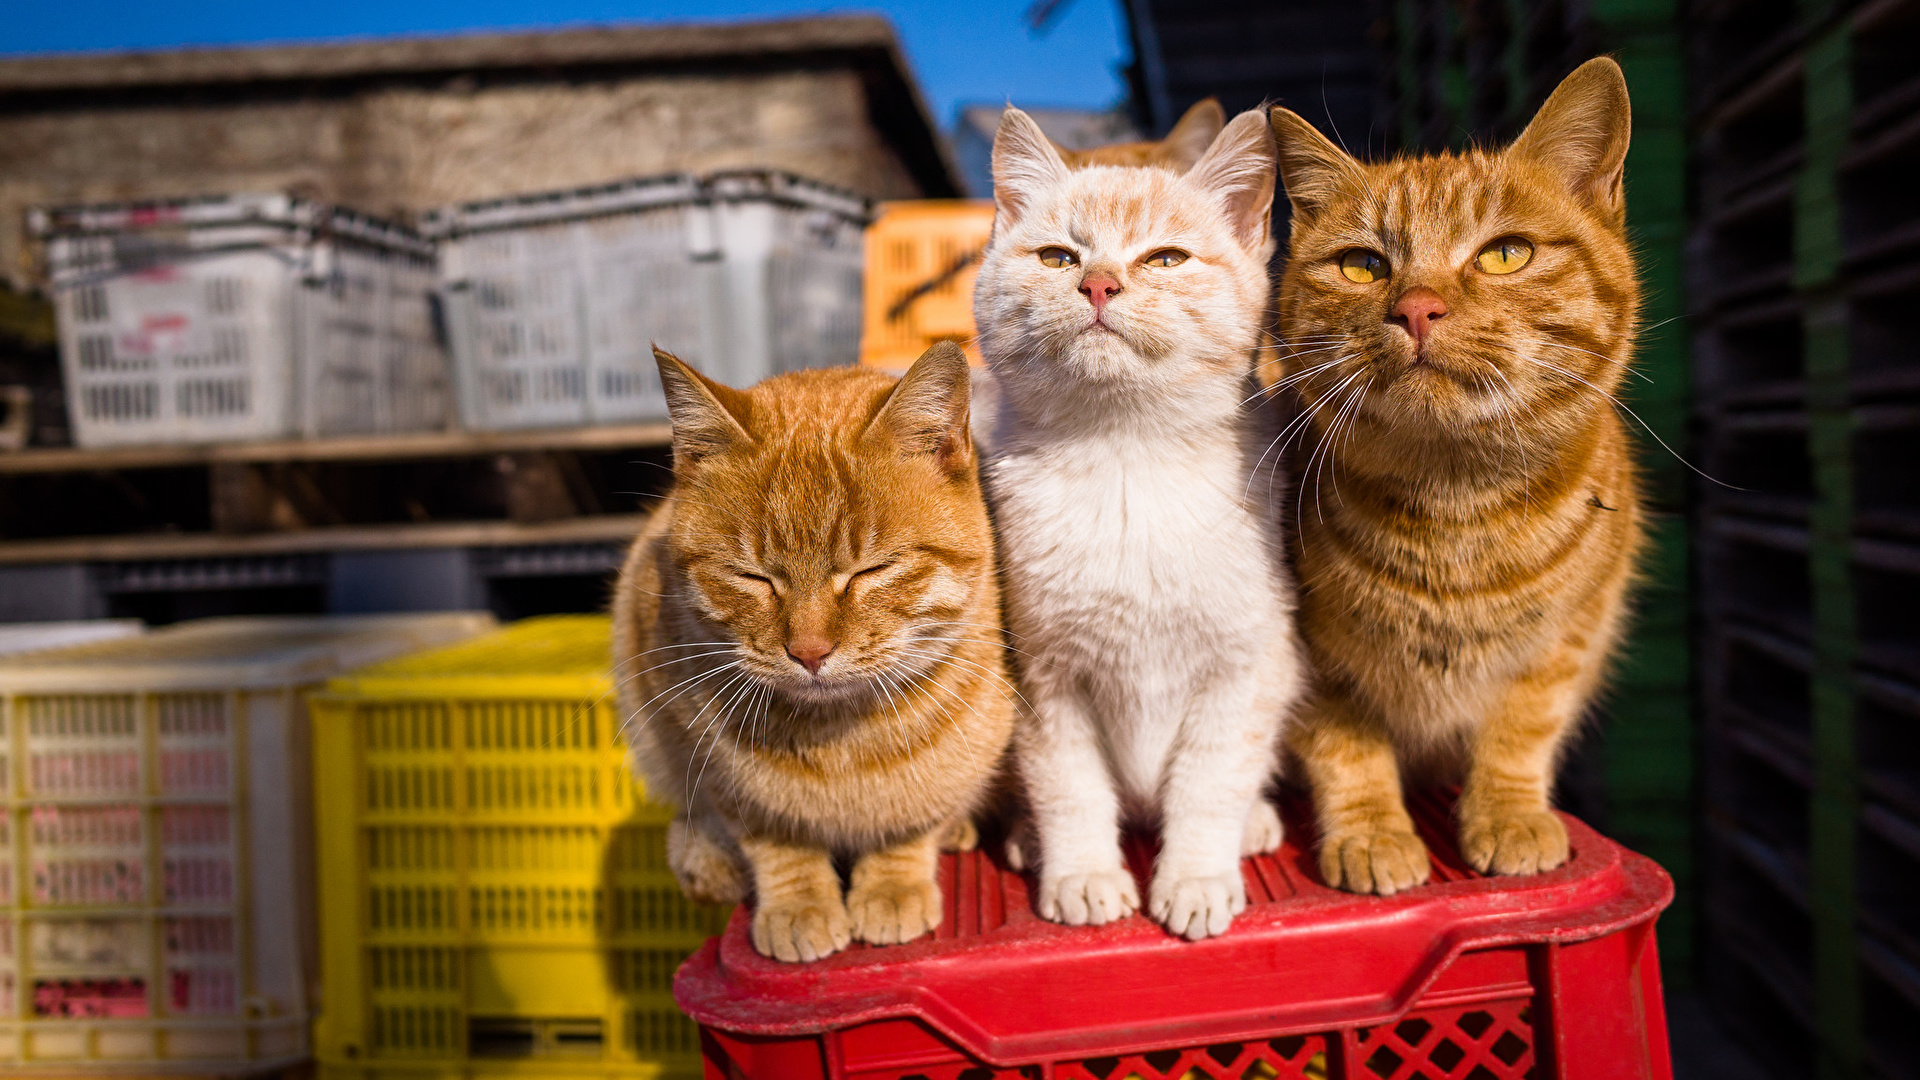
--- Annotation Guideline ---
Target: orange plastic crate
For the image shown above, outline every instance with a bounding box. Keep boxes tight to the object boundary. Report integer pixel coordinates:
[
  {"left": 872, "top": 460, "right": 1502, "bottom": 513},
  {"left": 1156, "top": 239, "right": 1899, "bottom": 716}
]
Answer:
[{"left": 858, "top": 201, "right": 994, "bottom": 369}]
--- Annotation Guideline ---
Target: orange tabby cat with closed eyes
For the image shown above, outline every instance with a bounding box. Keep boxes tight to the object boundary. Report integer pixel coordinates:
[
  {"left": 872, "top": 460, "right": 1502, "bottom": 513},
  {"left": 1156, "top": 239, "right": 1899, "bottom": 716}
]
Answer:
[
  {"left": 613, "top": 342, "right": 1016, "bottom": 962},
  {"left": 1270, "top": 58, "right": 1645, "bottom": 895}
]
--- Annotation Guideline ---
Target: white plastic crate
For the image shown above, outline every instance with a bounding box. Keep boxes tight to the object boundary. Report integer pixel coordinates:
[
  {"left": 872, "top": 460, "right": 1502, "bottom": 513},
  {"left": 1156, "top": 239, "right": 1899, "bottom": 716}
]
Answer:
[
  {"left": 0, "top": 622, "right": 142, "bottom": 659},
  {"left": 428, "top": 171, "right": 870, "bottom": 431},
  {"left": 32, "top": 194, "right": 451, "bottom": 448},
  {"left": 706, "top": 171, "right": 868, "bottom": 380},
  {"left": 0, "top": 612, "right": 494, "bottom": 1074}
]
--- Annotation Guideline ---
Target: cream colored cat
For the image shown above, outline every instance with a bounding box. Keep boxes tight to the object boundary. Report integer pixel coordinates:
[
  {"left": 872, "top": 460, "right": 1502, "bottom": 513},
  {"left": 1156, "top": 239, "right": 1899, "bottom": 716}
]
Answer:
[{"left": 975, "top": 106, "right": 1304, "bottom": 941}]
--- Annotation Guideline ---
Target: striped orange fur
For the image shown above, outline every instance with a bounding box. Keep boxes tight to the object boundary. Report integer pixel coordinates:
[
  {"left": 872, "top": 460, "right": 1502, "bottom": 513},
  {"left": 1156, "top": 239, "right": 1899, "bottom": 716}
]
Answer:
[
  {"left": 612, "top": 343, "right": 1016, "bottom": 960},
  {"left": 1269, "top": 59, "right": 1645, "bottom": 894},
  {"left": 1055, "top": 98, "right": 1225, "bottom": 171}
]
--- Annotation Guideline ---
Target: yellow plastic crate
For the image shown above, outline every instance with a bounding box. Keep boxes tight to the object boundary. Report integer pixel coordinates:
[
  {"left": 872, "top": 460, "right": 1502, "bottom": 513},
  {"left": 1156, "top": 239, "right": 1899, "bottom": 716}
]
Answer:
[
  {"left": 309, "top": 615, "right": 729, "bottom": 1080},
  {"left": 0, "top": 612, "right": 495, "bottom": 1076}
]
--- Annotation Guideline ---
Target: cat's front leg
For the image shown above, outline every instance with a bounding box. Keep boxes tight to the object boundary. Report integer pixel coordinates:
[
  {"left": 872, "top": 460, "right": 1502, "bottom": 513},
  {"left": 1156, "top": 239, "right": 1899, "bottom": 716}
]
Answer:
[
  {"left": 1292, "top": 691, "right": 1432, "bottom": 895},
  {"left": 847, "top": 828, "right": 943, "bottom": 946},
  {"left": 666, "top": 809, "right": 748, "bottom": 904},
  {"left": 1151, "top": 670, "right": 1275, "bottom": 940},
  {"left": 737, "top": 834, "right": 851, "bottom": 962},
  {"left": 1457, "top": 641, "right": 1591, "bottom": 876},
  {"left": 1018, "top": 675, "right": 1137, "bottom": 926}
]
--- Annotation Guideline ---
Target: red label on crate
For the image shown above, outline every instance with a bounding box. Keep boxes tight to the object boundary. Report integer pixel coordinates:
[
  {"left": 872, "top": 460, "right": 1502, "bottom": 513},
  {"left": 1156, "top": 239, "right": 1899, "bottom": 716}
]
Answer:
[{"left": 33, "top": 978, "right": 148, "bottom": 1018}]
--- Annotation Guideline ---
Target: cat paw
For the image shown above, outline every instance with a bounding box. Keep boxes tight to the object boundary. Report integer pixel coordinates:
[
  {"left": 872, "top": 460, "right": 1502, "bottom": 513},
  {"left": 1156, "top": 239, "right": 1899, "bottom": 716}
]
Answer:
[
  {"left": 749, "top": 894, "right": 851, "bottom": 963},
  {"left": 667, "top": 818, "right": 749, "bottom": 905},
  {"left": 1319, "top": 828, "right": 1432, "bottom": 896},
  {"left": 1242, "top": 798, "right": 1285, "bottom": 856},
  {"left": 938, "top": 817, "right": 980, "bottom": 853},
  {"left": 847, "top": 874, "right": 942, "bottom": 946},
  {"left": 1037, "top": 869, "right": 1140, "bottom": 926},
  {"left": 1460, "top": 809, "right": 1569, "bottom": 876},
  {"left": 1149, "top": 872, "right": 1247, "bottom": 941},
  {"left": 1003, "top": 818, "right": 1032, "bottom": 871}
]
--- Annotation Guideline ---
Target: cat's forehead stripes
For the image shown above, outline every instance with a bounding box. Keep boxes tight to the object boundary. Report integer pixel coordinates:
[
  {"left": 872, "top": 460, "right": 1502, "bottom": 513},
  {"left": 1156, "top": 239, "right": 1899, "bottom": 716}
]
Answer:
[{"left": 1023, "top": 169, "right": 1218, "bottom": 254}]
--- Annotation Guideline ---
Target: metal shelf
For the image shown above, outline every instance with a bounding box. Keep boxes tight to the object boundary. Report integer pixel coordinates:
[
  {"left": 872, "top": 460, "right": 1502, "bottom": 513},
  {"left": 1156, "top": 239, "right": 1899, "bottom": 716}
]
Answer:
[
  {"left": 0, "top": 422, "right": 673, "bottom": 475},
  {"left": 0, "top": 513, "right": 649, "bottom": 565}
]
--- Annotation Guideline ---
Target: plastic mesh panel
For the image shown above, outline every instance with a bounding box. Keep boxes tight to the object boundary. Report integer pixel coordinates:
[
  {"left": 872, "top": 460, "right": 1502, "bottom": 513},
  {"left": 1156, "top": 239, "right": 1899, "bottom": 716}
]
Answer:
[
  {"left": 1354, "top": 999, "right": 1534, "bottom": 1080},
  {"left": 1052, "top": 1035, "right": 1330, "bottom": 1080}
]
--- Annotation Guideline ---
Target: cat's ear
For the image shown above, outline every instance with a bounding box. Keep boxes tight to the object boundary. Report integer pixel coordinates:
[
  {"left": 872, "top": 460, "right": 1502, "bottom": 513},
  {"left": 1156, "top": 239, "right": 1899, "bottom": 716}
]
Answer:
[
  {"left": 1162, "top": 97, "right": 1228, "bottom": 170},
  {"left": 654, "top": 346, "right": 752, "bottom": 468},
  {"left": 866, "top": 341, "right": 973, "bottom": 477},
  {"left": 1509, "top": 57, "right": 1632, "bottom": 220},
  {"left": 992, "top": 107, "right": 1070, "bottom": 227},
  {"left": 1269, "top": 107, "right": 1365, "bottom": 226},
  {"left": 1183, "top": 108, "right": 1277, "bottom": 251}
]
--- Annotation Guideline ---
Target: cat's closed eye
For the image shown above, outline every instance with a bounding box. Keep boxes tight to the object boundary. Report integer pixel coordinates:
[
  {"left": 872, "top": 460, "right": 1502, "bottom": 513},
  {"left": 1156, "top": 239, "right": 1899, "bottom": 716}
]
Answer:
[
  {"left": 735, "top": 571, "right": 776, "bottom": 597},
  {"left": 1339, "top": 249, "right": 1389, "bottom": 284},
  {"left": 1038, "top": 247, "right": 1079, "bottom": 268},
  {"left": 1476, "top": 237, "right": 1534, "bottom": 275},
  {"left": 1143, "top": 249, "right": 1189, "bottom": 267},
  {"left": 842, "top": 562, "right": 894, "bottom": 593}
]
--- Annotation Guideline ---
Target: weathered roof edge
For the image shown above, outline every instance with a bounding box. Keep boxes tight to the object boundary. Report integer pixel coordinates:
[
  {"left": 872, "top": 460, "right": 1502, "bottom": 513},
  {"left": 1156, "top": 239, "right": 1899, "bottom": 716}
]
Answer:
[
  {"left": 0, "top": 14, "right": 962, "bottom": 197},
  {"left": 0, "top": 14, "right": 892, "bottom": 91}
]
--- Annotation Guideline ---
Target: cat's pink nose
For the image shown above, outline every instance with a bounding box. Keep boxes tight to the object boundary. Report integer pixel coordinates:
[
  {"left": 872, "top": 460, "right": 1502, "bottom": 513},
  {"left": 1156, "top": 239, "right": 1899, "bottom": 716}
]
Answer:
[
  {"left": 1079, "top": 273, "right": 1121, "bottom": 310},
  {"left": 786, "top": 638, "right": 835, "bottom": 675},
  {"left": 1389, "top": 287, "right": 1449, "bottom": 346}
]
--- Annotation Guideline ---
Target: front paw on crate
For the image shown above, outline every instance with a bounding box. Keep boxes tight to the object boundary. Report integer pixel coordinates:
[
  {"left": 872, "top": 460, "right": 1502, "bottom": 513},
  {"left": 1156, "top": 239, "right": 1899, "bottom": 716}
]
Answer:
[
  {"left": 667, "top": 818, "right": 749, "bottom": 905},
  {"left": 1460, "top": 809, "right": 1569, "bottom": 876},
  {"left": 848, "top": 875, "right": 942, "bottom": 945},
  {"left": 750, "top": 893, "right": 852, "bottom": 962},
  {"left": 1242, "top": 797, "right": 1285, "bottom": 856},
  {"left": 1149, "top": 872, "right": 1246, "bottom": 941},
  {"left": 1318, "top": 827, "right": 1432, "bottom": 896},
  {"left": 1037, "top": 868, "right": 1140, "bottom": 926},
  {"left": 937, "top": 816, "right": 980, "bottom": 853}
]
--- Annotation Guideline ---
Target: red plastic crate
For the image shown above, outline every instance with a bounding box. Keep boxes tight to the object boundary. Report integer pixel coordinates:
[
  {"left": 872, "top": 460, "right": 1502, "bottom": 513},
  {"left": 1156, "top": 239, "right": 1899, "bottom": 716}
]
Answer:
[{"left": 675, "top": 793, "right": 1673, "bottom": 1080}]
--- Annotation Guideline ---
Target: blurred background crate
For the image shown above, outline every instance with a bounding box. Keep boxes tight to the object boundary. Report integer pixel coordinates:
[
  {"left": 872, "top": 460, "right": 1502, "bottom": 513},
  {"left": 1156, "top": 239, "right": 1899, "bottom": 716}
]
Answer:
[
  {"left": 858, "top": 200, "right": 993, "bottom": 369},
  {"left": 308, "top": 615, "right": 729, "bottom": 1080},
  {"left": 429, "top": 171, "right": 869, "bottom": 431},
  {"left": 0, "top": 621, "right": 141, "bottom": 659},
  {"left": 1683, "top": 0, "right": 1920, "bottom": 1076},
  {"left": 32, "top": 194, "right": 449, "bottom": 448},
  {"left": 0, "top": 611, "right": 492, "bottom": 1074}
]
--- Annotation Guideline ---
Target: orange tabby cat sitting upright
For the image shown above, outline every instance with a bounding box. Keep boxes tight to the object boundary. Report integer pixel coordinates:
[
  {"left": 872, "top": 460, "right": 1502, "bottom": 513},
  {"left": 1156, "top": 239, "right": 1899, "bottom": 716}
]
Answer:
[
  {"left": 1053, "top": 97, "right": 1225, "bottom": 171},
  {"left": 1270, "top": 58, "right": 1645, "bottom": 894},
  {"left": 613, "top": 342, "right": 1015, "bottom": 961}
]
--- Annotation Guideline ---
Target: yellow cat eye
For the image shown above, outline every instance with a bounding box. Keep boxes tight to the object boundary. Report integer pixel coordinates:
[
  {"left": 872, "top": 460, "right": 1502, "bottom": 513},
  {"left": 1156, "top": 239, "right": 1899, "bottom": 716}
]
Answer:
[
  {"left": 1477, "top": 237, "right": 1534, "bottom": 275},
  {"left": 1144, "top": 249, "right": 1189, "bottom": 267},
  {"left": 1038, "top": 247, "right": 1079, "bottom": 269},
  {"left": 1339, "top": 249, "right": 1388, "bottom": 284}
]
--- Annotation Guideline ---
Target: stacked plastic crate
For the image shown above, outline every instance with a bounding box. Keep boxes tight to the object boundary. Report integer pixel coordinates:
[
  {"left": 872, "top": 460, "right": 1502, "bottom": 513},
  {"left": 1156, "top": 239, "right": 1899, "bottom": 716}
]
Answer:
[
  {"left": 1377, "top": 0, "right": 1589, "bottom": 153},
  {"left": 308, "top": 615, "right": 730, "bottom": 1080},
  {"left": 31, "top": 194, "right": 452, "bottom": 447},
  {"left": 428, "top": 171, "right": 870, "bottom": 431},
  {"left": 0, "top": 612, "right": 491, "bottom": 1074},
  {"left": 1690, "top": 0, "right": 1920, "bottom": 1074},
  {"left": 857, "top": 201, "right": 994, "bottom": 370}
]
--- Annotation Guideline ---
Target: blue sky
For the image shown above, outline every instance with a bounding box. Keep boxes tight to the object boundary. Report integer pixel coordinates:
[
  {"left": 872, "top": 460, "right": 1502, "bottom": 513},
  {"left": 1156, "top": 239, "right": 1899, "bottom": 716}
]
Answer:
[{"left": 2, "top": 0, "right": 1134, "bottom": 126}]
